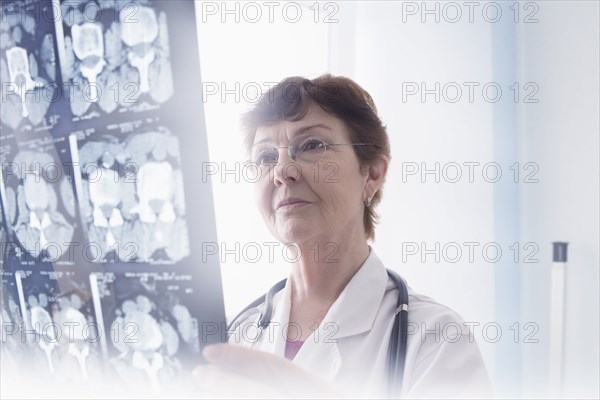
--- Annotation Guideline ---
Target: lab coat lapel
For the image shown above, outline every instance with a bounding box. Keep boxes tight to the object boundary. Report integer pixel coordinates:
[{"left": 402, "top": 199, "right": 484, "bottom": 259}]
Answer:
[
  {"left": 294, "top": 331, "right": 342, "bottom": 381},
  {"left": 293, "top": 249, "right": 389, "bottom": 382}
]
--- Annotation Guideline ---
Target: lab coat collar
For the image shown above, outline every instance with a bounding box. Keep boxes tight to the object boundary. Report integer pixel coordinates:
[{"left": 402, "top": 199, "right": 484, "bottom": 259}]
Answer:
[
  {"left": 260, "top": 247, "right": 389, "bottom": 381},
  {"left": 317, "top": 246, "right": 389, "bottom": 339}
]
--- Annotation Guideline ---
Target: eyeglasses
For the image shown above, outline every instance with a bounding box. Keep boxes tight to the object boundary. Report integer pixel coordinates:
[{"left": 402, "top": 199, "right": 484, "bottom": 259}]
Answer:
[{"left": 250, "top": 135, "right": 378, "bottom": 167}]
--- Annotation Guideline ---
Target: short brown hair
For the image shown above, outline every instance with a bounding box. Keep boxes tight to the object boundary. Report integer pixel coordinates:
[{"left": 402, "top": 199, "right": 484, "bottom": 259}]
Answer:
[{"left": 241, "top": 74, "right": 391, "bottom": 241}]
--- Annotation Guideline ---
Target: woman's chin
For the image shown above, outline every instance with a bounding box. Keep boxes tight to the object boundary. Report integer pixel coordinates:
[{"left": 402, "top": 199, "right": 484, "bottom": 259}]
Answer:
[{"left": 275, "top": 221, "right": 317, "bottom": 245}]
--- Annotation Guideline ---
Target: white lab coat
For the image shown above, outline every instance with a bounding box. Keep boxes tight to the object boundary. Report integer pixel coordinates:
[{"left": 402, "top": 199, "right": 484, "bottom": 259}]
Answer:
[{"left": 228, "top": 248, "right": 494, "bottom": 399}]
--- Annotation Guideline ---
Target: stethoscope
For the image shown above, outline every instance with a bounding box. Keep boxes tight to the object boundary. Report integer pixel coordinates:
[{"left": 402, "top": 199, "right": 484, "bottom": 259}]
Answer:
[{"left": 227, "top": 268, "right": 410, "bottom": 398}]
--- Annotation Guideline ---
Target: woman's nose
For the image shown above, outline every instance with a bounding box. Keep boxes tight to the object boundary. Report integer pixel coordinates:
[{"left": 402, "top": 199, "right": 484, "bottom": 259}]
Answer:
[{"left": 272, "top": 148, "right": 301, "bottom": 185}]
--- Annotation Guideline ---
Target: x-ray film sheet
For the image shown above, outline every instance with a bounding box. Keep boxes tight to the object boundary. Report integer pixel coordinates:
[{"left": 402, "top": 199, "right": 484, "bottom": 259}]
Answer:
[{"left": 1, "top": 0, "right": 226, "bottom": 392}]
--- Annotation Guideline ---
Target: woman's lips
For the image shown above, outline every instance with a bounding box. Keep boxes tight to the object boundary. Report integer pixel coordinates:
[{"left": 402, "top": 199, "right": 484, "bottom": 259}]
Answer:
[
  {"left": 278, "top": 202, "right": 310, "bottom": 210},
  {"left": 276, "top": 198, "right": 311, "bottom": 210}
]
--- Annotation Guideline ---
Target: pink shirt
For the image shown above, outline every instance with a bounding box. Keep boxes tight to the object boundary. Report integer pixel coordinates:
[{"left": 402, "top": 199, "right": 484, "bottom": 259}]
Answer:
[{"left": 284, "top": 339, "right": 305, "bottom": 360}]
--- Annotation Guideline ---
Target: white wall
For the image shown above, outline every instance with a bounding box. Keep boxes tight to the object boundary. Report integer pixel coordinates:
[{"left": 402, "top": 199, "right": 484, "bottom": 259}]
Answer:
[
  {"left": 517, "top": 1, "right": 600, "bottom": 398},
  {"left": 196, "top": 1, "right": 599, "bottom": 397}
]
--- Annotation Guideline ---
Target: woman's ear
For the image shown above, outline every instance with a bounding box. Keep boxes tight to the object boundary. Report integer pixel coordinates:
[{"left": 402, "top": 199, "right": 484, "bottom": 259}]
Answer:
[{"left": 364, "top": 155, "right": 389, "bottom": 198}]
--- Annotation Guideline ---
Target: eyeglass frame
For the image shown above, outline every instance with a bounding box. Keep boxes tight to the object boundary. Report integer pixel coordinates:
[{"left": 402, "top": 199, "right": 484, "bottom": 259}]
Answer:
[{"left": 249, "top": 135, "right": 381, "bottom": 167}]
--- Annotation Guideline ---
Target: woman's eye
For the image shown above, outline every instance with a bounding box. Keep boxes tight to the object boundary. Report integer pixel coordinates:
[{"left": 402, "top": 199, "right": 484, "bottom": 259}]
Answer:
[
  {"left": 301, "top": 139, "right": 326, "bottom": 152},
  {"left": 257, "top": 152, "right": 278, "bottom": 165}
]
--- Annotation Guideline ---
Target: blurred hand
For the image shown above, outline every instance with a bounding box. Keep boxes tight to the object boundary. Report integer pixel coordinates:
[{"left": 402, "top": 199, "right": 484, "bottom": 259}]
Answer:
[{"left": 193, "top": 343, "right": 345, "bottom": 399}]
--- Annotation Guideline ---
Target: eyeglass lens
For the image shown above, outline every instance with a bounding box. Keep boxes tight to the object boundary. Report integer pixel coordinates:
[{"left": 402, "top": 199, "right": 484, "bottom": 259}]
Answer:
[{"left": 252, "top": 136, "right": 328, "bottom": 166}]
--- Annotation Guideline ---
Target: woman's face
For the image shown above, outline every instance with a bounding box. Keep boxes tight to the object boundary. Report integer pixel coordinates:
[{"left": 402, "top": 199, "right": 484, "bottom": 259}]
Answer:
[{"left": 252, "top": 103, "right": 370, "bottom": 245}]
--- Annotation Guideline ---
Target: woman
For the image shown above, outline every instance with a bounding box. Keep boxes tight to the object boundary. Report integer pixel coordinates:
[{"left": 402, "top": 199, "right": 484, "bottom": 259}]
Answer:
[{"left": 194, "top": 75, "right": 493, "bottom": 399}]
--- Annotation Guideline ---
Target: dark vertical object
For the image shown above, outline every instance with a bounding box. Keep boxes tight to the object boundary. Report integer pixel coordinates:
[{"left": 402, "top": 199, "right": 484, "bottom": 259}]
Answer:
[{"left": 549, "top": 241, "right": 568, "bottom": 397}]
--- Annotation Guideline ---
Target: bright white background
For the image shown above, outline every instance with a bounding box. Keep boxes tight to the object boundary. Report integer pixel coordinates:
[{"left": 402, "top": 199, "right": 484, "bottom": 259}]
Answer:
[{"left": 195, "top": 1, "right": 599, "bottom": 398}]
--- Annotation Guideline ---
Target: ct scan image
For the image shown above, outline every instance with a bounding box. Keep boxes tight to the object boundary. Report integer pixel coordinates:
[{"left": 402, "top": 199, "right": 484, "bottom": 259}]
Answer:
[
  {"left": 1, "top": 269, "right": 27, "bottom": 372},
  {"left": 72, "top": 126, "right": 190, "bottom": 264},
  {"left": 1, "top": 148, "right": 77, "bottom": 263},
  {"left": 14, "top": 269, "right": 104, "bottom": 383},
  {"left": 0, "top": 0, "right": 60, "bottom": 132},
  {"left": 59, "top": 0, "right": 174, "bottom": 121},
  {"left": 91, "top": 270, "right": 200, "bottom": 391}
]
